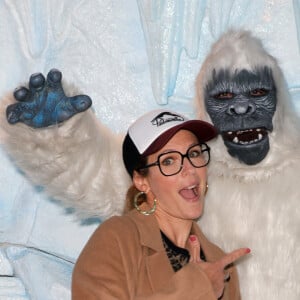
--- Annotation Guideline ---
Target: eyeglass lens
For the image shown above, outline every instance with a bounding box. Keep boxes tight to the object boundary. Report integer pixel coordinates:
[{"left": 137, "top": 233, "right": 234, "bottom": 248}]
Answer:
[{"left": 158, "top": 144, "right": 209, "bottom": 176}]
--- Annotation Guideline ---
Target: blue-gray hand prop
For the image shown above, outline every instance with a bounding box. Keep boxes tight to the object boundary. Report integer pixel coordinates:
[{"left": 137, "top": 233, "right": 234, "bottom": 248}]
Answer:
[{"left": 6, "top": 69, "right": 92, "bottom": 128}]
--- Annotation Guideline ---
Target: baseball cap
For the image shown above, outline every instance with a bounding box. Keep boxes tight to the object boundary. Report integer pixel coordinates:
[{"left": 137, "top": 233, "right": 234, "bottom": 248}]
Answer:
[{"left": 122, "top": 109, "right": 217, "bottom": 177}]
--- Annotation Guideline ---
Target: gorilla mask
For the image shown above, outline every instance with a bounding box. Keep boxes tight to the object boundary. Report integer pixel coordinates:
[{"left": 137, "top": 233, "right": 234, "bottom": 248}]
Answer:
[{"left": 205, "top": 66, "right": 277, "bottom": 165}]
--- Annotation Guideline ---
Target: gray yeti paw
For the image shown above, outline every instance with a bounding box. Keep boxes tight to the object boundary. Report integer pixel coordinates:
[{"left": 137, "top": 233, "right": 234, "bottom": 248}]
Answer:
[{"left": 6, "top": 69, "right": 92, "bottom": 128}]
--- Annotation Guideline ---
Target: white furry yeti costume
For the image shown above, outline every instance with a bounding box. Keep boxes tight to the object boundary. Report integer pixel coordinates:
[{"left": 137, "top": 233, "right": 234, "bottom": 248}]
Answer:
[
  {"left": 196, "top": 31, "right": 300, "bottom": 299},
  {"left": 0, "top": 30, "right": 299, "bottom": 299}
]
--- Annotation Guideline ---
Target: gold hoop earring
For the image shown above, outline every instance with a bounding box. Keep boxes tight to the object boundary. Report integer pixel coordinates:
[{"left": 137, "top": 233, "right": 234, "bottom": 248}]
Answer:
[
  {"left": 134, "top": 191, "right": 157, "bottom": 216},
  {"left": 205, "top": 183, "right": 209, "bottom": 195}
]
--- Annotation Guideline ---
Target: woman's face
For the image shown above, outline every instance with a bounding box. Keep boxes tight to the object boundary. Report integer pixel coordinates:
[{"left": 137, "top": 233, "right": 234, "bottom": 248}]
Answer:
[{"left": 144, "top": 130, "right": 208, "bottom": 221}]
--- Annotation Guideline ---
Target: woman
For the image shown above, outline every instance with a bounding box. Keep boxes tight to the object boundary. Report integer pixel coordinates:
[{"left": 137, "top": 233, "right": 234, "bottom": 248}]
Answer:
[{"left": 72, "top": 109, "right": 250, "bottom": 299}]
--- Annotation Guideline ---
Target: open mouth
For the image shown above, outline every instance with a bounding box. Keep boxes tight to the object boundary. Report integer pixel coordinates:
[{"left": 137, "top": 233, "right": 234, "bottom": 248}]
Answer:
[
  {"left": 179, "top": 184, "right": 199, "bottom": 199},
  {"left": 222, "top": 127, "right": 268, "bottom": 145}
]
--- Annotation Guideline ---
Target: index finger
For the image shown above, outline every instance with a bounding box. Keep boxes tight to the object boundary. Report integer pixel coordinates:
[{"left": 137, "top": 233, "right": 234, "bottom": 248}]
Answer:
[{"left": 218, "top": 248, "right": 251, "bottom": 269}]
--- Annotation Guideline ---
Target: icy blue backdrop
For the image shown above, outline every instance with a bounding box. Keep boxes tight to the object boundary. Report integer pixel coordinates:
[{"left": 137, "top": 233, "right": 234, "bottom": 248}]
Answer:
[{"left": 0, "top": 1, "right": 299, "bottom": 299}]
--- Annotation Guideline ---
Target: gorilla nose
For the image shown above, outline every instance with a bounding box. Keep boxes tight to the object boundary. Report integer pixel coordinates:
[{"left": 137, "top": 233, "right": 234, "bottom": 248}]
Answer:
[{"left": 227, "top": 102, "right": 256, "bottom": 115}]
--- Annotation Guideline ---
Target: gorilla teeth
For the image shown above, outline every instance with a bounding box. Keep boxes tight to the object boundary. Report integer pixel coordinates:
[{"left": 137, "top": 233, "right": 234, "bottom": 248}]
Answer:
[{"left": 224, "top": 128, "right": 267, "bottom": 144}]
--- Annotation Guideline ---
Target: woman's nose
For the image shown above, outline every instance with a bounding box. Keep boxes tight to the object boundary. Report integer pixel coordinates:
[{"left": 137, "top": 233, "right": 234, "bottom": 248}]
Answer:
[{"left": 181, "top": 157, "right": 196, "bottom": 175}]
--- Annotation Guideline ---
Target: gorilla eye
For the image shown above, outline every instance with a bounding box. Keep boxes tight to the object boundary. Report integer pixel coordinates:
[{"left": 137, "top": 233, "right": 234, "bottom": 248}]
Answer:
[
  {"left": 214, "top": 92, "right": 234, "bottom": 99},
  {"left": 250, "top": 88, "right": 268, "bottom": 97}
]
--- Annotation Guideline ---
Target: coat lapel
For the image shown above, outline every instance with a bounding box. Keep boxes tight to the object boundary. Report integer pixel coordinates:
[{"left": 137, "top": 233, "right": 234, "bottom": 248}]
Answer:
[
  {"left": 128, "top": 206, "right": 175, "bottom": 291},
  {"left": 145, "top": 248, "right": 175, "bottom": 291}
]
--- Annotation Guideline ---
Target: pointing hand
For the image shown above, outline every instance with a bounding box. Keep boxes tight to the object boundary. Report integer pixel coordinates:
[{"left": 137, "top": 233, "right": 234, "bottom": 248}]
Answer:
[{"left": 188, "top": 235, "right": 250, "bottom": 299}]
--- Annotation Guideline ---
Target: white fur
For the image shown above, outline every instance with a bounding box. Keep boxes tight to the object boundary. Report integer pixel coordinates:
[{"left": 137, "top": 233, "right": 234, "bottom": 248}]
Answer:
[
  {"left": 0, "top": 93, "right": 130, "bottom": 219},
  {"left": 197, "top": 30, "right": 300, "bottom": 299}
]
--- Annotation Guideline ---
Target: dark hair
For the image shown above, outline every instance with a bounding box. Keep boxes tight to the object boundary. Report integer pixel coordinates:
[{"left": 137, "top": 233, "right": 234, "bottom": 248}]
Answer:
[{"left": 124, "top": 156, "right": 149, "bottom": 213}]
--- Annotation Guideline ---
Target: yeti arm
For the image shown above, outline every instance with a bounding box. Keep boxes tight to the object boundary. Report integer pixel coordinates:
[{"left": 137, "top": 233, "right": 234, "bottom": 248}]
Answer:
[{"left": 0, "top": 70, "right": 130, "bottom": 219}]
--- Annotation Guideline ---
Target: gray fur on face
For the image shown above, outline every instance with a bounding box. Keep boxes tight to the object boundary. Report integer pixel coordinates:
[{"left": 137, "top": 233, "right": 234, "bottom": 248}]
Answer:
[{"left": 205, "top": 67, "right": 277, "bottom": 165}]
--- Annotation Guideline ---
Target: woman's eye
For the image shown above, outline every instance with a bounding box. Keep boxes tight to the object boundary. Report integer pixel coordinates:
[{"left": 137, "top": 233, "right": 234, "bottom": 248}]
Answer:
[
  {"left": 214, "top": 92, "right": 234, "bottom": 99},
  {"left": 250, "top": 88, "right": 268, "bottom": 97},
  {"left": 189, "top": 150, "right": 201, "bottom": 158},
  {"left": 161, "top": 157, "right": 174, "bottom": 166}
]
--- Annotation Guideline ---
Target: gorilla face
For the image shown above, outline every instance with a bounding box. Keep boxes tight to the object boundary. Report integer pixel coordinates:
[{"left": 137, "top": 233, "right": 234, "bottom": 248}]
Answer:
[{"left": 205, "top": 67, "right": 277, "bottom": 165}]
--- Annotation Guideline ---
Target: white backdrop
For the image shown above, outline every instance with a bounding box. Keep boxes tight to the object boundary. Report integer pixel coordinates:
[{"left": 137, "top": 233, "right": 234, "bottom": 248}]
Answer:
[{"left": 0, "top": 0, "right": 299, "bottom": 299}]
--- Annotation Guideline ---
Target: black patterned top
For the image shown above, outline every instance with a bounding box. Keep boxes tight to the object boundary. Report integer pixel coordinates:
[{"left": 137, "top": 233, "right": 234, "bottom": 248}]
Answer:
[{"left": 160, "top": 231, "right": 206, "bottom": 272}]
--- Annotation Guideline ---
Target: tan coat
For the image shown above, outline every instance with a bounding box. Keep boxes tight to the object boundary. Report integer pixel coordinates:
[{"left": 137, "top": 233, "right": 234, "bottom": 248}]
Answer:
[{"left": 72, "top": 206, "right": 241, "bottom": 299}]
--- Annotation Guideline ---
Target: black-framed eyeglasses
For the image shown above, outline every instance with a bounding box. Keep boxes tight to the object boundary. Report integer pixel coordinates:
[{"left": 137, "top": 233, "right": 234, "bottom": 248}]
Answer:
[{"left": 138, "top": 143, "right": 210, "bottom": 176}]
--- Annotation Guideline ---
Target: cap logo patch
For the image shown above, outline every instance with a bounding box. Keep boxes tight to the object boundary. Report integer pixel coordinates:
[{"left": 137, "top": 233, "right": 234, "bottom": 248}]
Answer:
[{"left": 151, "top": 112, "right": 184, "bottom": 127}]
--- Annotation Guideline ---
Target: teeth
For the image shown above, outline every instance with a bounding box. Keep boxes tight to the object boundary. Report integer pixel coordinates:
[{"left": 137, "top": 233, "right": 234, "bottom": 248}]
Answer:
[
  {"left": 233, "top": 128, "right": 265, "bottom": 134},
  {"left": 230, "top": 132, "right": 264, "bottom": 144},
  {"left": 187, "top": 185, "right": 197, "bottom": 190},
  {"left": 225, "top": 127, "right": 267, "bottom": 145}
]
